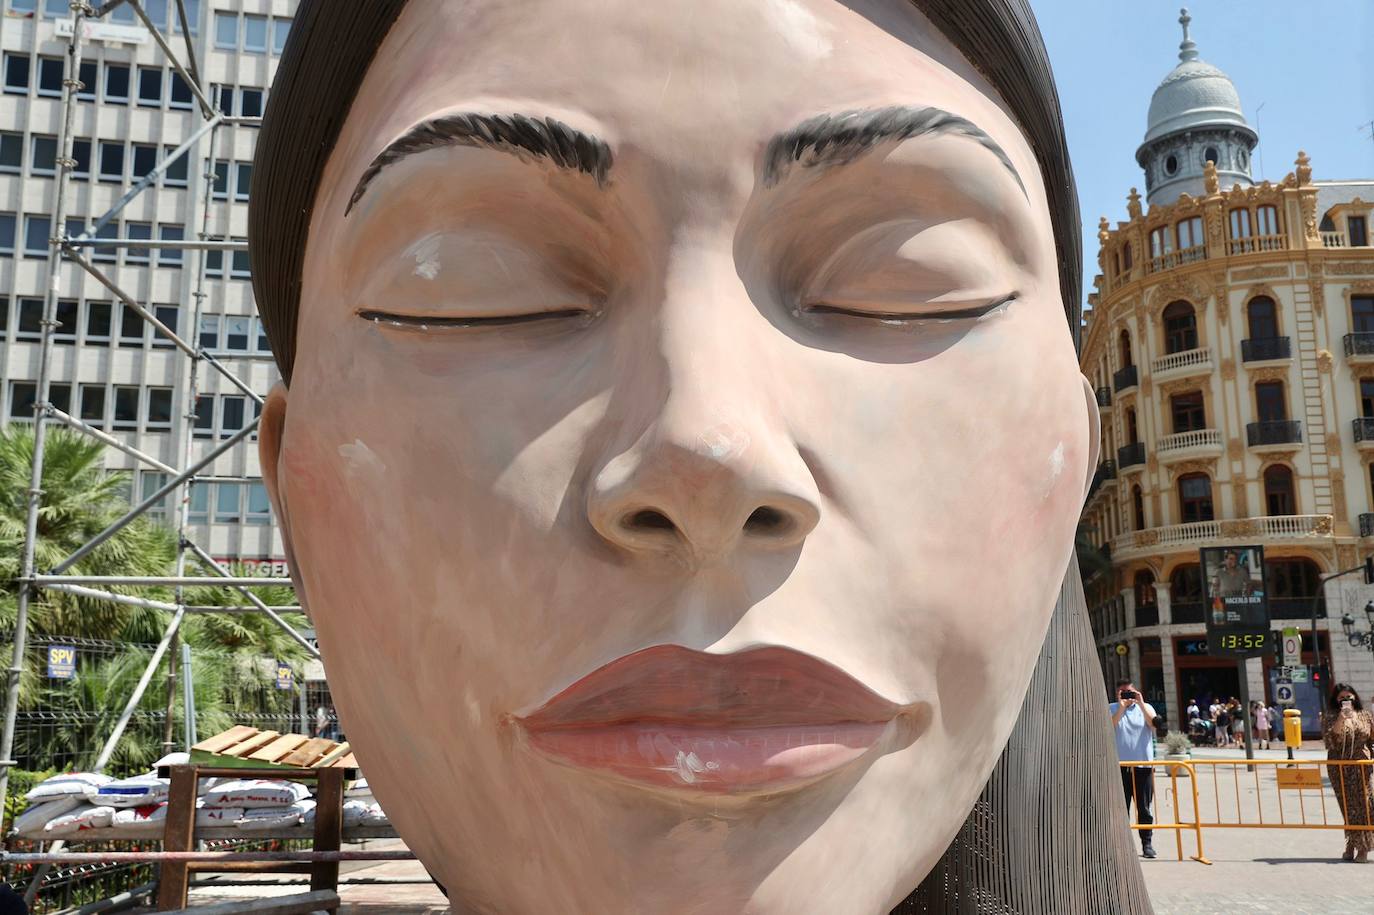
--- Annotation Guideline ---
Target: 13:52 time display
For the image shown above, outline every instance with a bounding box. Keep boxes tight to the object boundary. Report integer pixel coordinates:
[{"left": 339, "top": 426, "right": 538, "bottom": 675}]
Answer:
[{"left": 1217, "top": 633, "right": 1268, "bottom": 650}]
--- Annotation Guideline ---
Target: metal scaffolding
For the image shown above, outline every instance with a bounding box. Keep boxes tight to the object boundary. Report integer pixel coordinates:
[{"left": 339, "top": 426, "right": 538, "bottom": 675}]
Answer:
[{"left": 0, "top": 0, "right": 316, "bottom": 831}]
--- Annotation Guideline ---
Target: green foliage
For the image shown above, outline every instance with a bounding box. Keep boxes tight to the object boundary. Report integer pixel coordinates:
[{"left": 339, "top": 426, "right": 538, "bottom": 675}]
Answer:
[
  {"left": 0, "top": 426, "right": 311, "bottom": 774},
  {"left": 1, "top": 768, "right": 55, "bottom": 833}
]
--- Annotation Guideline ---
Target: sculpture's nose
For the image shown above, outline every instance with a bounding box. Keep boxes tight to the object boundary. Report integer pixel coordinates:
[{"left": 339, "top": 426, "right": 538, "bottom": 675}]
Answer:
[{"left": 586, "top": 239, "right": 820, "bottom": 565}]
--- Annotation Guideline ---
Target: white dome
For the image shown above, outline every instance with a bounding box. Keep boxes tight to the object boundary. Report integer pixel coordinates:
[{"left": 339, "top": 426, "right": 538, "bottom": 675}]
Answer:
[{"left": 1142, "top": 10, "right": 1254, "bottom": 145}]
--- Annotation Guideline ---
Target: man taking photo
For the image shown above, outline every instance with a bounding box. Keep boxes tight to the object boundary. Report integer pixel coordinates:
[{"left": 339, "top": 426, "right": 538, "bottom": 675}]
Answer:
[{"left": 1110, "top": 679, "right": 1158, "bottom": 859}]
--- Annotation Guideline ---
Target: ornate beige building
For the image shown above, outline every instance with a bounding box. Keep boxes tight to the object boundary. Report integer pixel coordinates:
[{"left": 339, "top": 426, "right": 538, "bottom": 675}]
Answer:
[{"left": 1080, "top": 11, "right": 1374, "bottom": 728}]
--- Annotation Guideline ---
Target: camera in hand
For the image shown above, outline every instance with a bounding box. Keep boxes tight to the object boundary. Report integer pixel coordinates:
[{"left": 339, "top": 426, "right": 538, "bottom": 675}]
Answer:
[{"left": 1120, "top": 690, "right": 1139, "bottom": 700}]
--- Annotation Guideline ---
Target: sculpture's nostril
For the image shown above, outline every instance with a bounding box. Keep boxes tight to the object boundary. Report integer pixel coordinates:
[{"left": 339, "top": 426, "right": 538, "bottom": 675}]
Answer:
[
  {"left": 626, "top": 509, "right": 676, "bottom": 531},
  {"left": 744, "top": 506, "right": 789, "bottom": 535}
]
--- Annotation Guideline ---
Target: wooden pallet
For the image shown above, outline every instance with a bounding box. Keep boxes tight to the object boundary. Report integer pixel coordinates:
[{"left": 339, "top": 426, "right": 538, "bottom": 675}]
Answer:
[{"left": 190, "top": 726, "right": 356, "bottom": 771}]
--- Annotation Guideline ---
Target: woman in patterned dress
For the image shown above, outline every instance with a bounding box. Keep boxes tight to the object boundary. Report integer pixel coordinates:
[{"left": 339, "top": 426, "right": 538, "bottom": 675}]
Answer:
[{"left": 1323, "top": 684, "right": 1374, "bottom": 862}]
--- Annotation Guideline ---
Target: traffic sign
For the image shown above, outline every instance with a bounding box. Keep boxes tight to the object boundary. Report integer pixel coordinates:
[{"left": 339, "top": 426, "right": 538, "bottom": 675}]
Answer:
[
  {"left": 1275, "top": 679, "right": 1295, "bottom": 706},
  {"left": 1281, "top": 627, "right": 1301, "bottom": 665}
]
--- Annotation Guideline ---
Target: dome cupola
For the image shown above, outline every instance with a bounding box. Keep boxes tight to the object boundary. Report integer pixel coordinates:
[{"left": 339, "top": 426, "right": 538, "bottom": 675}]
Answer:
[{"left": 1135, "top": 9, "right": 1258, "bottom": 206}]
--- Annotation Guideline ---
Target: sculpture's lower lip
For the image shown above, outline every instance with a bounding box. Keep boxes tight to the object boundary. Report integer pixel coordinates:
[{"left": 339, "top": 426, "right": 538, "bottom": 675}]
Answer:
[{"left": 522, "top": 720, "right": 892, "bottom": 793}]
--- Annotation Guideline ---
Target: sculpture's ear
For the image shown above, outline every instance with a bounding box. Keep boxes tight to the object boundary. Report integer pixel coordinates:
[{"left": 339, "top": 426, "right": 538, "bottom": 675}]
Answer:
[
  {"left": 259, "top": 383, "right": 306, "bottom": 601},
  {"left": 1080, "top": 376, "right": 1102, "bottom": 502}
]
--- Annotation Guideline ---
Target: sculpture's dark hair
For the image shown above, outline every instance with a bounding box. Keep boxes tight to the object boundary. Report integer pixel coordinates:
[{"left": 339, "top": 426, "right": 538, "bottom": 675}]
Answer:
[{"left": 249, "top": 2, "right": 1148, "bottom": 912}]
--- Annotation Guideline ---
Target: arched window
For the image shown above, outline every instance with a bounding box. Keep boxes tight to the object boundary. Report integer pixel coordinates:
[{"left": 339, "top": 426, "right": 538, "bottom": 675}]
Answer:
[
  {"left": 1177, "top": 473, "right": 1213, "bottom": 523},
  {"left": 1163, "top": 300, "right": 1198, "bottom": 353},
  {"left": 1257, "top": 205, "right": 1279, "bottom": 237},
  {"left": 1119, "top": 329, "right": 1134, "bottom": 368},
  {"left": 1126, "top": 407, "right": 1139, "bottom": 444},
  {"left": 1169, "top": 564, "right": 1205, "bottom": 624},
  {"left": 1263, "top": 465, "right": 1296, "bottom": 516},
  {"left": 1134, "top": 569, "right": 1158, "bottom": 626},
  {"left": 1265, "top": 557, "right": 1324, "bottom": 619},
  {"left": 1122, "top": 241, "right": 1133, "bottom": 271},
  {"left": 1246, "top": 296, "right": 1278, "bottom": 340},
  {"left": 1132, "top": 484, "right": 1145, "bottom": 532}
]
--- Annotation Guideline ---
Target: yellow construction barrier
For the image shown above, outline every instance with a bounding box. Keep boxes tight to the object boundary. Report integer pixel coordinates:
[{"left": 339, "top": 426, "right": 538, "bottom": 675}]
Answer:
[{"left": 1121, "top": 757, "right": 1374, "bottom": 865}]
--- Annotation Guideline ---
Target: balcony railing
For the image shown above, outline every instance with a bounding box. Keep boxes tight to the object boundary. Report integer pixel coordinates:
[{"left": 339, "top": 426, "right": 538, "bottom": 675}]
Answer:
[
  {"left": 1151, "top": 346, "right": 1212, "bottom": 376},
  {"left": 1135, "top": 601, "right": 1160, "bottom": 628},
  {"left": 1246, "top": 420, "right": 1302, "bottom": 446},
  {"left": 1361, "top": 513, "right": 1374, "bottom": 538},
  {"left": 1355, "top": 417, "right": 1374, "bottom": 443},
  {"left": 1145, "top": 245, "right": 1207, "bottom": 274},
  {"left": 1240, "top": 336, "right": 1291, "bottom": 362},
  {"left": 1112, "top": 514, "right": 1333, "bottom": 555},
  {"left": 1345, "top": 333, "right": 1374, "bottom": 358},
  {"left": 1226, "top": 234, "right": 1287, "bottom": 255},
  {"left": 1117, "top": 441, "right": 1146, "bottom": 468},
  {"left": 1095, "top": 386, "right": 1112, "bottom": 407},
  {"left": 1113, "top": 364, "right": 1138, "bottom": 392},
  {"left": 1322, "top": 231, "right": 1348, "bottom": 248},
  {"left": 1157, "top": 428, "right": 1222, "bottom": 454}
]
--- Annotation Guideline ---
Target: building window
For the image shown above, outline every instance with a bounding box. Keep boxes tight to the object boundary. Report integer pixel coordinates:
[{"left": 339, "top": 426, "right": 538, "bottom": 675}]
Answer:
[
  {"left": 91, "top": 221, "right": 118, "bottom": 263},
  {"left": 53, "top": 299, "right": 77, "bottom": 343},
  {"left": 220, "top": 395, "right": 245, "bottom": 438},
  {"left": 1132, "top": 484, "right": 1145, "bottom": 532},
  {"left": 1353, "top": 296, "right": 1374, "bottom": 334},
  {"left": 1203, "top": 146, "right": 1219, "bottom": 165},
  {"left": 1247, "top": 296, "right": 1278, "bottom": 339},
  {"left": 215, "top": 482, "right": 242, "bottom": 523},
  {"left": 1149, "top": 225, "right": 1173, "bottom": 258},
  {"left": 212, "top": 160, "right": 229, "bottom": 199},
  {"left": 36, "top": 56, "right": 63, "bottom": 97},
  {"left": 189, "top": 484, "right": 208, "bottom": 523},
  {"left": 169, "top": 71, "right": 193, "bottom": 109},
  {"left": 146, "top": 387, "right": 173, "bottom": 429},
  {"left": 215, "top": 85, "right": 233, "bottom": 117},
  {"left": 79, "top": 384, "right": 105, "bottom": 428},
  {"left": 230, "top": 247, "right": 251, "bottom": 279},
  {"left": 104, "top": 63, "right": 130, "bottom": 103},
  {"left": 24, "top": 216, "right": 50, "bottom": 257},
  {"left": 243, "top": 15, "right": 267, "bottom": 53},
  {"left": 136, "top": 67, "right": 163, "bottom": 107},
  {"left": 1170, "top": 390, "right": 1205, "bottom": 433},
  {"left": 1362, "top": 379, "right": 1374, "bottom": 418},
  {"left": 225, "top": 316, "right": 250, "bottom": 350},
  {"left": 173, "top": 0, "right": 200, "bottom": 35},
  {"left": 1350, "top": 216, "right": 1369, "bottom": 248},
  {"left": 0, "top": 132, "right": 21, "bottom": 173},
  {"left": 8, "top": 382, "right": 38, "bottom": 421},
  {"left": 1170, "top": 564, "right": 1204, "bottom": 621},
  {"left": 152, "top": 304, "right": 179, "bottom": 348},
  {"left": 1125, "top": 406, "right": 1138, "bottom": 444},
  {"left": 132, "top": 143, "right": 158, "bottom": 179},
  {"left": 239, "top": 88, "right": 263, "bottom": 118},
  {"left": 157, "top": 224, "right": 184, "bottom": 266},
  {"left": 193, "top": 396, "right": 213, "bottom": 439},
  {"left": 255, "top": 318, "right": 270, "bottom": 352},
  {"left": 1176, "top": 215, "right": 1203, "bottom": 251},
  {"left": 1257, "top": 204, "right": 1279, "bottom": 236},
  {"left": 113, "top": 386, "right": 140, "bottom": 430},
  {"left": 1164, "top": 153, "right": 1178, "bottom": 176},
  {"left": 272, "top": 18, "right": 291, "bottom": 55},
  {"left": 17, "top": 298, "right": 42, "bottom": 341},
  {"left": 214, "top": 11, "right": 238, "bottom": 50},
  {"left": 118, "top": 304, "right": 144, "bottom": 348},
  {"left": 1265, "top": 558, "right": 1322, "bottom": 619},
  {"left": 1255, "top": 381, "right": 1287, "bottom": 423},
  {"left": 1229, "top": 207, "right": 1252, "bottom": 239},
  {"left": 1122, "top": 240, "right": 1133, "bottom": 271},
  {"left": 141, "top": 471, "right": 170, "bottom": 519},
  {"left": 199, "top": 316, "right": 220, "bottom": 349},
  {"left": 71, "top": 139, "right": 90, "bottom": 176},
  {"left": 1162, "top": 300, "right": 1198, "bottom": 353},
  {"left": 247, "top": 482, "right": 272, "bottom": 524},
  {"left": 1177, "top": 473, "right": 1214, "bottom": 523},
  {"left": 85, "top": 300, "right": 111, "bottom": 345},
  {"left": 1263, "top": 465, "right": 1296, "bottom": 516},
  {"left": 126, "top": 221, "right": 152, "bottom": 264},
  {"left": 4, "top": 53, "right": 30, "bottom": 94},
  {"left": 0, "top": 213, "right": 14, "bottom": 255},
  {"left": 234, "top": 162, "right": 252, "bottom": 201},
  {"left": 205, "top": 249, "right": 224, "bottom": 278},
  {"left": 30, "top": 134, "right": 56, "bottom": 175}
]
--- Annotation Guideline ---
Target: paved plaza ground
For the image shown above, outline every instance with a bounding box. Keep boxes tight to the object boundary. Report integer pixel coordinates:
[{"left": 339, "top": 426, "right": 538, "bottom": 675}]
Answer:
[{"left": 188, "top": 744, "right": 1374, "bottom": 913}]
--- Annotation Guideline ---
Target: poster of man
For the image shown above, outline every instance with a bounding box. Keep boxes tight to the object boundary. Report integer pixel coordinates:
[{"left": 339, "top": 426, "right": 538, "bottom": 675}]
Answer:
[{"left": 1201, "top": 546, "right": 1268, "bottom": 628}]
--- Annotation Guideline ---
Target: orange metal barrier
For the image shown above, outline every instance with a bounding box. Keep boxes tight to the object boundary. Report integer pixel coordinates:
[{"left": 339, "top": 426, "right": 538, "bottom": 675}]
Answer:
[
  {"left": 1120, "top": 758, "right": 1374, "bottom": 865},
  {"left": 1119, "top": 760, "right": 1209, "bottom": 864}
]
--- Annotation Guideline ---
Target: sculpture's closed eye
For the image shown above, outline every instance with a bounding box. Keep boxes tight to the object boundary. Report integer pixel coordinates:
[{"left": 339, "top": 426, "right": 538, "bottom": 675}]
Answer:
[{"left": 356, "top": 307, "right": 592, "bottom": 330}]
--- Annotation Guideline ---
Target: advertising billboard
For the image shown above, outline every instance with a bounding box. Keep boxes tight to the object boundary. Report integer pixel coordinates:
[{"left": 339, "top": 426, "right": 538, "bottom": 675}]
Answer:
[{"left": 1201, "top": 545, "right": 1271, "bottom": 657}]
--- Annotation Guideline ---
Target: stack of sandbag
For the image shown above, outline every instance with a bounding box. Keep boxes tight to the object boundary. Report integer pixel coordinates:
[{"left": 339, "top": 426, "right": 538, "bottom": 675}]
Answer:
[
  {"left": 337, "top": 772, "right": 389, "bottom": 827},
  {"left": 200, "top": 778, "right": 313, "bottom": 831},
  {"left": 11, "top": 773, "right": 113, "bottom": 839}
]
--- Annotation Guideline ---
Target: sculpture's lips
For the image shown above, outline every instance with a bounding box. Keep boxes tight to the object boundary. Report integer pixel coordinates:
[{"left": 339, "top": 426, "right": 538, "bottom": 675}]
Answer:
[{"left": 514, "top": 645, "right": 905, "bottom": 793}]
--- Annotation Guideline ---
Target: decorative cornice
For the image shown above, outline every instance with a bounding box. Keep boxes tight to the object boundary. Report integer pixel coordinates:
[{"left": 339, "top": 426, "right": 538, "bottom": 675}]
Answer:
[
  {"left": 1327, "top": 261, "right": 1374, "bottom": 277},
  {"left": 1168, "top": 458, "right": 1218, "bottom": 480},
  {"left": 1231, "top": 265, "right": 1289, "bottom": 281},
  {"left": 1246, "top": 365, "right": 1291, "bottom": 384}
]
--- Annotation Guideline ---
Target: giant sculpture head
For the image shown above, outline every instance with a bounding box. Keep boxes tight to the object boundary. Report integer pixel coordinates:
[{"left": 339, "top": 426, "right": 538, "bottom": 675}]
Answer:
[{"left": 250, "top": 1, "right": 1119, "bottom": 912}]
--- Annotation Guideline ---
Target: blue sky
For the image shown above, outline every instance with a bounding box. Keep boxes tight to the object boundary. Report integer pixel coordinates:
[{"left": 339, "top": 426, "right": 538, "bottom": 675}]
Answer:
[{"left": 1027, "top": 1, "right": 1374, "bottom": 306}]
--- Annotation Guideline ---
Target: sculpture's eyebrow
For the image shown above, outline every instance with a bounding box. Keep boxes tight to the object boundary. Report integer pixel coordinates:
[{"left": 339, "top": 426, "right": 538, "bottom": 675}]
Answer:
[
  {"left": 346, "top": 112, "right": 613, "bottom": 215},
  {"left": 762, "top": 106, "right": 1026, "bottom": 197}
]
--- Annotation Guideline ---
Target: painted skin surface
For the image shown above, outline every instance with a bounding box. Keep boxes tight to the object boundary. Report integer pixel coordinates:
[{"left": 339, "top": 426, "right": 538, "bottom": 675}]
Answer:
[{"left": 260, "top": 0, "right": 1100, "bottom": 912}]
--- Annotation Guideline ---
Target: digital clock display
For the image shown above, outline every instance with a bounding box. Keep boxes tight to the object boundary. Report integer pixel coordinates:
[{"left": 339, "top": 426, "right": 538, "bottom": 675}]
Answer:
[
  {"left": 1206, "top": 627, "right": 1272, "bottom": 657},
  {"left": 1218, "top": 633, "right": 1268, "bottom": 650}
]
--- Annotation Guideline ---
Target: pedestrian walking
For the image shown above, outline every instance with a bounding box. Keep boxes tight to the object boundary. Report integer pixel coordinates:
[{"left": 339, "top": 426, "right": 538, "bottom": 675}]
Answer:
[
  {"left": 1253, "top": 701, "right": 1272, "bottom": 750},
  {"left": 1322, "top": 683, "right": 1374, "bottom": 862},
  {"left": 1213, "top": 701, "right": 1231, "bottom": 748},
  {"left": 1230, "top": 699, "right": 1245, "bottom": 749},
  {"left": 1110, "top": 679, "right": 1158, "bottom": 859}
]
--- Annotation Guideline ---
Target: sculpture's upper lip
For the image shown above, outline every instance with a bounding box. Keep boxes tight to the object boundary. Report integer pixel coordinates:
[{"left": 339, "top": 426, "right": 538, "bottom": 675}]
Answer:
[{"left": 515, "top": 644, "right": 903, "bottom": 730}]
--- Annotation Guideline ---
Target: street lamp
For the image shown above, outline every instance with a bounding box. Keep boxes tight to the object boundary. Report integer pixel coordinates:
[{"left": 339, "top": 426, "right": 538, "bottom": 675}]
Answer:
[{"left": 1341, "top": 601, "right": 1374, "bottom": 649}]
